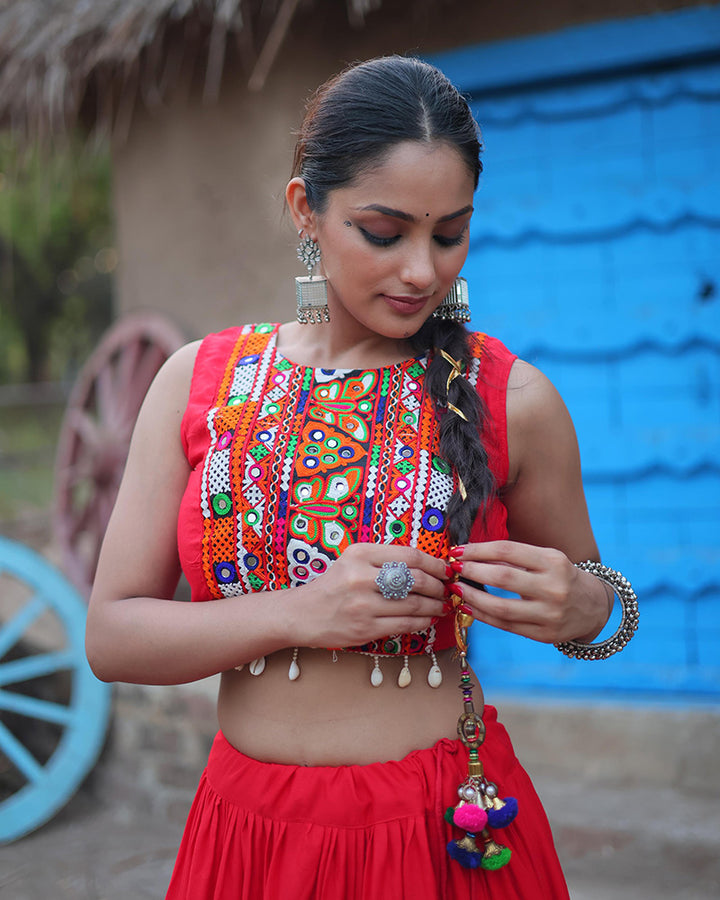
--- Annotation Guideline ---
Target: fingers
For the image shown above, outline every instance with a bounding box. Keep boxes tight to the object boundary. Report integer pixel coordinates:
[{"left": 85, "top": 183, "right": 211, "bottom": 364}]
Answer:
[
  {"left": 457, "top": 580, "right": 552, "bottom": 629},
  {"left": 452, "top": 541, "right": 570, "bottom": 597},
  {"left": 344, "top": 543, "right": 446, "bottom": 601},
  {"left": 348, "top": 542, "right": 448, "bottom": 582},
  {"left": 449, "top": 541, "right": 588, "bottom": 643}
]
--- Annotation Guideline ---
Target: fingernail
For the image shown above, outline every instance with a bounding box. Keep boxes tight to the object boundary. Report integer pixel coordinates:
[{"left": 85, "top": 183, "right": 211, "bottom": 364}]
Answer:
[
  {"left": 450, "top": 545, "right": 465, "bottom": 557},
  {"left": 452, "top": 582, "right": 464, "bottom": 600},
  {"left": 444, "top": 563, "right": 456, "bottom": 580},
  {"left": 459, "top": 603, "right": 473, "bottom": 615},
  {"left": 443, "top": 581, "right": 457, "bottom": 599},
  {"left": 449, "top": 560, "right": 464, "bottom": 575}
]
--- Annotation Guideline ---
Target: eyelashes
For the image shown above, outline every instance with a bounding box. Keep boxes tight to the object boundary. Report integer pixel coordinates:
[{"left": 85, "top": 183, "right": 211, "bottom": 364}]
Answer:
[
  {"left": 434, "top": 231, "right": 467, "bottom": 248},
  {"left": 359, "top": 228, "right": 400, "bottom": 248},
  {"left": 358, "top": 227, "right": 467, "bottom": 248}
]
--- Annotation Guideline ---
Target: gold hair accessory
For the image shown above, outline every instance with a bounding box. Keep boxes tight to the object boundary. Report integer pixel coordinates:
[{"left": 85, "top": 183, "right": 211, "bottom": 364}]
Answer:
[
  {"left": 439, "top": 349, "right": 468, "bottom": 422},
  {"left": 457, "top": 475, "right": 468, "bottom": 501}
]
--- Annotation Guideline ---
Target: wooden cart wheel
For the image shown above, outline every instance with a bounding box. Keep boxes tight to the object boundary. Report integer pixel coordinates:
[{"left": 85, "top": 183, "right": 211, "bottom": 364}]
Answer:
[
  {"left": 54, "top": 313, "right": 185, "bottom": 597},
  {"left": 0, "top": 536, "right": 111, "bottom": 843}
]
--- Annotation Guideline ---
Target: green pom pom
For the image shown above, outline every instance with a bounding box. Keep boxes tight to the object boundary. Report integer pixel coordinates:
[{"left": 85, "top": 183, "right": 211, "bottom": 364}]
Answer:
[
  {"left": 444, "top": 806, "right": 456, "bottom": 826},
  {"left": 481, "top": 846, "right": 512, "bottom": 870}
]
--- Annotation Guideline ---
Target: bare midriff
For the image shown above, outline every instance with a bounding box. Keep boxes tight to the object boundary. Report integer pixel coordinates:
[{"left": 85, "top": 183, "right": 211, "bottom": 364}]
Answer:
[{"left": 217, "top": 647, "right": 484, "bottom": 766}]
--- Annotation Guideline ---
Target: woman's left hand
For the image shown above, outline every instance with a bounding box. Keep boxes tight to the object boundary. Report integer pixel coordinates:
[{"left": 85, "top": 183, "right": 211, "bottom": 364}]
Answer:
[{"left": 449, "top": 540, "right": 612, "bottom": 644}]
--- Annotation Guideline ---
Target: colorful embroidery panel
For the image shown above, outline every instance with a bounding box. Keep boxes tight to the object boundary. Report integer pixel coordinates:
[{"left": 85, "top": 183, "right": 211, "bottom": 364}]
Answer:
[{"left": 199, "top": 324, "right": 482, "bottom": 657}]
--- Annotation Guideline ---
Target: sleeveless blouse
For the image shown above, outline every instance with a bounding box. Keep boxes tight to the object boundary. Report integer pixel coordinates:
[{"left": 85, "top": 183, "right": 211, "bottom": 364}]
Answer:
[{"left": 178, "top": 324, "right": 516, "bottom": 658}]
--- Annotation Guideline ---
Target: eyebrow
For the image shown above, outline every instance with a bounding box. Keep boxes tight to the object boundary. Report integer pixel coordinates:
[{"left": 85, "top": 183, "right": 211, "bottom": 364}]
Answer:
[{"left": 357, "top": 204, "right": 474, "bottom": 223}]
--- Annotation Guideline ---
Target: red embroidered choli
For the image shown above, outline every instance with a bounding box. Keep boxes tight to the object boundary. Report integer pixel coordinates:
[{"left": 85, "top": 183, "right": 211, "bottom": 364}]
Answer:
[{"left": 178, "top": 324, "right": 516, "bottom": 658}]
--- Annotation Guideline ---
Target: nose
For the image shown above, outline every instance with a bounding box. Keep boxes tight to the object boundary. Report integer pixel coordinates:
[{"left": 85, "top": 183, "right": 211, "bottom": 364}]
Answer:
[{"left": 400, "top": 240, "right": 436, "bottom": 292}]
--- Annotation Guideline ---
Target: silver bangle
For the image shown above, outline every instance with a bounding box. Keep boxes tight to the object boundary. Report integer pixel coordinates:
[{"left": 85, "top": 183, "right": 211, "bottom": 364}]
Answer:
[{"left": 554, "top": 561, "right": 639, "bottom": 661}]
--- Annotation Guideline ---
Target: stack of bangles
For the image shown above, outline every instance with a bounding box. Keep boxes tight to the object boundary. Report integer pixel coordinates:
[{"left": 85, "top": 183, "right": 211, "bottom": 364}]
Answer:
[{"left": 553, "top": 559, "right": 639, "bottom": 660}]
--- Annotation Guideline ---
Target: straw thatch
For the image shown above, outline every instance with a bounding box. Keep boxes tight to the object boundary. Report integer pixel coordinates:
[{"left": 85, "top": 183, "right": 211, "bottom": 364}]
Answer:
[{"left": 0, "top": 0, "right": 384, "bottom": 143}]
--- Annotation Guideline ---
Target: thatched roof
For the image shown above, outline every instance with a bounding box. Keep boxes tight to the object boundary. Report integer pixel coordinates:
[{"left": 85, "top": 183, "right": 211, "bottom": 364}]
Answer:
[{"left": 0, "top": 0, "right": 383, "bottom": 143}]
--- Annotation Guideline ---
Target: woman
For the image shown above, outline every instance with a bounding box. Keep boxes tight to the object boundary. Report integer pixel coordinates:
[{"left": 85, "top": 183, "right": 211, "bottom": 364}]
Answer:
[{"left": 86, "top": 56, "right": 636, "bottom": 899}]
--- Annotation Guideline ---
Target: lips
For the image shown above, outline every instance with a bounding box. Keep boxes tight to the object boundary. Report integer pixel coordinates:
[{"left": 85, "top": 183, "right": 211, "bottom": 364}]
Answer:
[{"left": 382, "top": 293, "right": 431, "bottom": 315}]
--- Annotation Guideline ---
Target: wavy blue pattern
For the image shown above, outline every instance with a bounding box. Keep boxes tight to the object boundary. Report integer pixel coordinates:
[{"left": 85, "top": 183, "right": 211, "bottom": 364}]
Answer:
[
  {"left": 475, "top": 70, "right": 720, "bottom": 126},
  {"left": 468, "top": 213, "right": 720, "bottom": 251},
  {"left": 441, "top": 9, "right": 720, "bottom": 700}
]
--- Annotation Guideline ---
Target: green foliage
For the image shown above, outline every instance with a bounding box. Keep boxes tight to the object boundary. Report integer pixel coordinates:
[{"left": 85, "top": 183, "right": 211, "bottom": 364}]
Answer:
[{"left": 0, "top": 137, "right": 114, "bottom": 383}]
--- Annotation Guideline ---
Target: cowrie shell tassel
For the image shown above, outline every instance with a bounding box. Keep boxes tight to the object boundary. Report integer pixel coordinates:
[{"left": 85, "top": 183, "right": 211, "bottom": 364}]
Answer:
[
  {"left": 249, "top": 657, "right": 266, "bottom": 676},
  {"left": 398, "top": 655, "right": 412, "bottom": 688},
  {"left": 428, "top": 652, "right": 442, "bottom": 688},
  {"left": 288, "top": 648, "right": 300, "bottom": 681},
  {"left": 370, "top": 656, "right": 384, "bottom": 687}
]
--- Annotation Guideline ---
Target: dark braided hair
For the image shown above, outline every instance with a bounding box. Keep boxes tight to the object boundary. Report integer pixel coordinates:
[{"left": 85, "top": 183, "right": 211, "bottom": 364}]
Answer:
[{"left": 292, "top": 56, "right": 494, "bottom": 545}]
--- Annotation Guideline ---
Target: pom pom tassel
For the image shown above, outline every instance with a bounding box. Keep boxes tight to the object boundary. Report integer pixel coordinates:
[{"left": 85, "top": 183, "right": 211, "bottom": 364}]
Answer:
[
  {"left": 480, "top": 836, "right": 512, "bottom": 871},
  {"left": 453, "top": 801, "right": 488, "bottom": 832},
  {"left": 486, "top": 795, "right": 518, "bottom": 829},
  {"left": 447, "top": 828, "right": 512, "bottom": 871},
  {"left": 445, "top": 629, "right": 517, "bottom": 872},
  {"left": 447, "top": 833, "right": 485, "bottom": 869}
]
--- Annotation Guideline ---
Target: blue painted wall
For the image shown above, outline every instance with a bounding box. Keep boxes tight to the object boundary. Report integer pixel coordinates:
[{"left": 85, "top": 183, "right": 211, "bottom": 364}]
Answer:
[{"left": 431, "top": 7, "right": 720, "bottom": 701}]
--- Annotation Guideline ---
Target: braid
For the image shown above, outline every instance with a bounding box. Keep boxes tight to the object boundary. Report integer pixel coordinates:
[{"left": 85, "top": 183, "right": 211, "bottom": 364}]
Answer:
[{"left": 410, "top": 319, "right": 495, "bottom": 546}]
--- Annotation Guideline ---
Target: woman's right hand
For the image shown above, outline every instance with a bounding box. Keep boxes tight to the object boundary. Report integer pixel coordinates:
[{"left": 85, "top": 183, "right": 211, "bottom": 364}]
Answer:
[{"left": 288, "top": 543, "right": 448, "bottom": 649}]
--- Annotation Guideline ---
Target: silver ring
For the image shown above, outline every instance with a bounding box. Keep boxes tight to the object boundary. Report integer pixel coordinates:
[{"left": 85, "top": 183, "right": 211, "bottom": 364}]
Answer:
[{"left": 375, "top": 561, "right": 415, "bottom": 600}]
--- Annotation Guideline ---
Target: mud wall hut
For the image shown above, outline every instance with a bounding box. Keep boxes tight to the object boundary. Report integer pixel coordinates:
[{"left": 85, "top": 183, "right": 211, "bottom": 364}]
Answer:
[{"left": 0, "top": 0, "right": 711, "bottom": 337}]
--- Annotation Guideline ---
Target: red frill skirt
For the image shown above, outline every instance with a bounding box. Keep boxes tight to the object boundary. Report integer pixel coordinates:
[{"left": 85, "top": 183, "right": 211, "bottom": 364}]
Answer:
[{"left": 166, "top": 705, "right": 569, "bottom": 899}]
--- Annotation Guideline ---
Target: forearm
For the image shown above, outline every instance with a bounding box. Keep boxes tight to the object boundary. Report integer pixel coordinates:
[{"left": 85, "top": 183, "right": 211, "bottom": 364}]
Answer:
[{"left": 85, "top": 592, "right": 293, "bottom": 685}]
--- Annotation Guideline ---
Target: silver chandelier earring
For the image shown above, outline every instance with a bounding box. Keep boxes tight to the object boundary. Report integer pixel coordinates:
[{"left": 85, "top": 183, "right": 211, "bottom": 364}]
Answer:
[
  {"left": 432, "top": 276, "right": 471, "bottom": 324},
  {"left": 296, "top": 231, "right": 329, "bottom": 324}
]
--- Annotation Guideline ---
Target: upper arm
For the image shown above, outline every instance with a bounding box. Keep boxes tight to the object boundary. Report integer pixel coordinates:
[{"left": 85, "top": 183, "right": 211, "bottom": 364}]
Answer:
[
  {"left": 89, "top": 340, "right": 201, "bottom": 606},
  {"left": 503, "top": 359, "right": 600, "bottom": 562}
]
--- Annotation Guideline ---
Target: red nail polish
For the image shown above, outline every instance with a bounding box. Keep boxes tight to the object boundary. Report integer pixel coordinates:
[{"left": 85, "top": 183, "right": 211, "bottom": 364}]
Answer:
[
  {"left": 450, "top": 546, "right": 465, "bottom": 557},
  {"left": 450, "top": 560, "right": 464, "bottom": 575},
  {"left": 460, "top": 603, "right": 473, "bottom": 615},
  {"left": 444, "top": 563, "right": 456, "bottom": 580},
  {"left": 453, "top": 582, "right": 464, "bottom": 599}
]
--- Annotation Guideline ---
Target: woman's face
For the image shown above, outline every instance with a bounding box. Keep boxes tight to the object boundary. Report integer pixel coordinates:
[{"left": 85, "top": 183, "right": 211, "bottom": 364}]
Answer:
[{"left": 302, "top": 140, "right": 475, "bottom": 342}]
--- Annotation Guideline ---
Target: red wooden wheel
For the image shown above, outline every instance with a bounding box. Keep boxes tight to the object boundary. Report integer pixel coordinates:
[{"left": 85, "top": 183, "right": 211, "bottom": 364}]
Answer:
[{"left": 53, "top": 313, "right": 185, "bottom": 597}]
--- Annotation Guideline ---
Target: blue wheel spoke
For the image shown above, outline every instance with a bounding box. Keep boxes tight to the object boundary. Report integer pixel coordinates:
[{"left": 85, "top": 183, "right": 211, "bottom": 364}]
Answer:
[
  {"left": 0, "top": 719, "right": 44, "bottom": 784},
  {"left": 0, "top": 593, "right": 49, "bottom": 659},
  {"left": 0, "top": 651, "right": 75, "bottom": 687},
  {"left": 0, "top": 689, "right": 73, "bottom": 726}
]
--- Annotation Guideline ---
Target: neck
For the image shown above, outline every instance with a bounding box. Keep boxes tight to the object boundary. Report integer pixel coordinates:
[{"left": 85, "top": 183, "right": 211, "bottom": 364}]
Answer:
[{"left": 276, "top": 320, "right": 416, "bottom": 370}]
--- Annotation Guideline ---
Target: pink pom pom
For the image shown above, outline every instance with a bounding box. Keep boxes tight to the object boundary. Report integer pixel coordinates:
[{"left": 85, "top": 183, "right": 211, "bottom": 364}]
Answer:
[{"left": 453, "top": 804, "right": 488, "bottom": 832}]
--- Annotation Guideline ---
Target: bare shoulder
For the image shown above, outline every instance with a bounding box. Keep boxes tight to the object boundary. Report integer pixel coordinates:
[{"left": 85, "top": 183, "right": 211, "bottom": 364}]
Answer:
[
  {"left": 502, "top": 360, "right": 598, "bottom": 558},
  {"left": 133, "top": 339, "right": 202, "bottom": 425},
  {"left": 149, "top": 339, "right": 201, "bottom": 402},
  {"left": 507, "top": 358, "right": 571, "bottom": 425},
  {"left": 505, "top": 358, "right": 578, "bottom": 484}
]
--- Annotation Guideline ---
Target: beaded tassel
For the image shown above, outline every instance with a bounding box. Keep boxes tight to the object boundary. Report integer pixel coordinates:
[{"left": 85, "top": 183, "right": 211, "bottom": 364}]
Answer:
[{"left": 444, "top": 574, "right": 517, "bottom": 870}]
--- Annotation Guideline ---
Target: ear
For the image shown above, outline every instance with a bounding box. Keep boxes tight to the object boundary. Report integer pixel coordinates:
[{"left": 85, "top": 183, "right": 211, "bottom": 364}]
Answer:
[{"left": 285, "top": 177, "right": 317, "bottom": 238}]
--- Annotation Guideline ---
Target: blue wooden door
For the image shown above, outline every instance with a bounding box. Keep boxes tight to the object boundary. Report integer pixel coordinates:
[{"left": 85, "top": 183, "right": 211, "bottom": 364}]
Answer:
[{"left": 431, "top": 6, "right": 720, "bottom": 700}]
